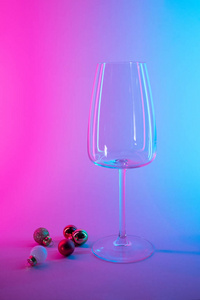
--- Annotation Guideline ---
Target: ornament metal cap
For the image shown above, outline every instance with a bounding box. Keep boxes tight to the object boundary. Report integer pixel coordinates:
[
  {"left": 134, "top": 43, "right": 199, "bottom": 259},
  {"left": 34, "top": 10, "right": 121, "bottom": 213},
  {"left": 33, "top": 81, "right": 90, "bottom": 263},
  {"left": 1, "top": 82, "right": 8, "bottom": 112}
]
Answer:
[
  {"left": 27, "top": 255, "right": 37, "bottom": 266},
  {"left": 42, "top": 236, "right": 52, "bottom": 246}
]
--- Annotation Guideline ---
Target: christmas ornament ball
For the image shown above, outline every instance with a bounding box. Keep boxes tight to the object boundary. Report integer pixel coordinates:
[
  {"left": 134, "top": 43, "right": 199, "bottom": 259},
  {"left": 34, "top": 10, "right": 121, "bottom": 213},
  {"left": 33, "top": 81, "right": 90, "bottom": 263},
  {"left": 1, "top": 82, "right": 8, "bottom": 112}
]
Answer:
[
  {"left": 33, "top": 227, "right": 52, "bottom": 246},
  {"left": 72, "top": 229, "right": 88, "bottom": 246},
  {"left": 63, "top": 225, "right": 77, "bottom": 239},
  {"left": 58, "top": 239, "right": 75, "bottom": 256},
  {"left": 27, "top": 245, "right": 47, "bottom": 266}
]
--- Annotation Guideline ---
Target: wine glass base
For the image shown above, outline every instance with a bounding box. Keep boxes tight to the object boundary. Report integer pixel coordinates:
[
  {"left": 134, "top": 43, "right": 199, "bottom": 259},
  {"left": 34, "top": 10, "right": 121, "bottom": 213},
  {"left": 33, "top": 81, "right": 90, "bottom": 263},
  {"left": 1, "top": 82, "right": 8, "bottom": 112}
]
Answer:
[{"left": 92, "top": 235, "right": 154, "bottom": 263}]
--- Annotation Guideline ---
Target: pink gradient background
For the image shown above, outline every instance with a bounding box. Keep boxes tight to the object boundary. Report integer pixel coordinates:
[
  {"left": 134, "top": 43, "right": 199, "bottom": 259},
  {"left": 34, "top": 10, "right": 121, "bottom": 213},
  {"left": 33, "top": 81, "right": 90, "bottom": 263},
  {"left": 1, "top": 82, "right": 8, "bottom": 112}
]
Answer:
[
  {"left": 1, "top": 1, "right": 200, "bottom": 299},
  {"left": 0, "top": 0, "right": 161, "bottom": 241}
]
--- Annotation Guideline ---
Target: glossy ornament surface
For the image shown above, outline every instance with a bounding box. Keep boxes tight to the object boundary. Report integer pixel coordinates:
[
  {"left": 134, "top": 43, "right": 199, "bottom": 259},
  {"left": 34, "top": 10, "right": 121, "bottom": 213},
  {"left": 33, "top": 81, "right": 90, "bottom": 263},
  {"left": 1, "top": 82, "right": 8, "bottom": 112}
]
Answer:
[
  {"left": 33, "top": 227, "right": 52, "bottom": 246},
  {"left": 72, "top": 229, "right": 88, "bottom": 246},
  {"left": 58, "top": 239, "right": 75, "bottom": 256},
  {"left": 63, "top": 225, "right": 77, "bottom": 239}
]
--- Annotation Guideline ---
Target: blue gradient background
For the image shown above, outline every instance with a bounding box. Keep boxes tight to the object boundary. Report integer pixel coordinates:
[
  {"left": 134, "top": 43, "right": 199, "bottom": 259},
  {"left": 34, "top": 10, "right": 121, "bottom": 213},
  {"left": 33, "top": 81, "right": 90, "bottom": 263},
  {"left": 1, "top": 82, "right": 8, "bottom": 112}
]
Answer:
[{"left": 1, "top": 1, "right": 200, "bottom": 299}]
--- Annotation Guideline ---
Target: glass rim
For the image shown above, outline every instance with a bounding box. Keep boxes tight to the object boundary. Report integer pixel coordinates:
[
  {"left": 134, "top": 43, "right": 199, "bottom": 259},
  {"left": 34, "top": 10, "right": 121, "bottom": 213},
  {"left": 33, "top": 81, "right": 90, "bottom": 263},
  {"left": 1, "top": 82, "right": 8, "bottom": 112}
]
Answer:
[{"left": 97, "top": 61, "right": 146, "bottom": 65}]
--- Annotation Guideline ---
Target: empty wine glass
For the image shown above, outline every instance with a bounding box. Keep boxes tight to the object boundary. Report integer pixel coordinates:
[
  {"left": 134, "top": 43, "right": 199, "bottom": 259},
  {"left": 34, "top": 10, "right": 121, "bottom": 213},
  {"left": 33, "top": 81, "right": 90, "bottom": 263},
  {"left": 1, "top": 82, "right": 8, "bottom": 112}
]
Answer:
[{"left": 87, "top": 62, "right": 156, "bottom": 263}]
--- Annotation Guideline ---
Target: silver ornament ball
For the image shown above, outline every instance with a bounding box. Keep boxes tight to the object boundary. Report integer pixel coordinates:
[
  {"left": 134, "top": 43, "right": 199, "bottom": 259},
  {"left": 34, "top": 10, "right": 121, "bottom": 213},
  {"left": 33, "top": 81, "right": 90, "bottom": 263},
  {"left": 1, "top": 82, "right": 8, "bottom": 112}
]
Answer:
[{"left": 72, "top": 229, "right": 88, "bottom": 246}]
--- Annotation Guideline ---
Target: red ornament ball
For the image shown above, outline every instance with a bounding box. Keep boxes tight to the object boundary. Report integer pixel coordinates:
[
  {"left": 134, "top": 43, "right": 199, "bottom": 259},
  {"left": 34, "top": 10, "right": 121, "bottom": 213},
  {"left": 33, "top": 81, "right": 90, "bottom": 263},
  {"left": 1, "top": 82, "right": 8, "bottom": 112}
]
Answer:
[
  {"left": 58, "top": 239, "right": 75, "bottom": 257},
  {"left": 63, "top": 225, "right": 77, "bottom": 239}
]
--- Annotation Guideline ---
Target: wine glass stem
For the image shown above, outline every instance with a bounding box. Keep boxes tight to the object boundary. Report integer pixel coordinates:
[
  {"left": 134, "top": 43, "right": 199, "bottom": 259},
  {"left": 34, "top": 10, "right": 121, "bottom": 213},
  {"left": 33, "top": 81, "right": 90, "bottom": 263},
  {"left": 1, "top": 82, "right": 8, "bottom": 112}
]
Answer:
[
  {"left": 113, "top": 168, "right": 130, "bottom": 246},
  {"left": 119, "top": 168, "right": 126, "bottom": 239}
]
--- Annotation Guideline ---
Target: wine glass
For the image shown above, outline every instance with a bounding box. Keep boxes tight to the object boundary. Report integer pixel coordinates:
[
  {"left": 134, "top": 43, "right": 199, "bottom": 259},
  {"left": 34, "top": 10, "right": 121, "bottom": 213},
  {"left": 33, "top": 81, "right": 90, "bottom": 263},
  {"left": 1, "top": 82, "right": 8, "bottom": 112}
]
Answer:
[{"left": 87, "top": 61, "right": 156, "bottom": 263}]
